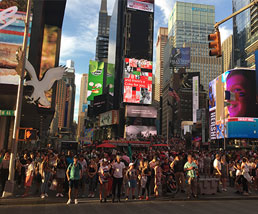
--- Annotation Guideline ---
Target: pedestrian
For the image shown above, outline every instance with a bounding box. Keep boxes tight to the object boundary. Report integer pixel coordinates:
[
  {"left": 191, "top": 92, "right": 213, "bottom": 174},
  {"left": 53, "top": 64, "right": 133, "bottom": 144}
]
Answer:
[
  {"left": 184, "top": 155, "right": 198, "bottom": 199},
  {"left": 221, "top": 155, "right": 228, "bottom": 191},
  {"left": 0, "top": 152, "right": 10, "bottom": 194},
  {"left": 87, "top": 159, "right": 98, "bottom": 198},
  {"left": 241, "top": 157, "right": 251, "bottom": 196},
  {"left": 112, "top": 155, "right": 125, "bottom": 203},
  {"left": 154, "top": 161, "right": 162, "bottom": 197},
  {"left": 55, "top": 155, "right": 67, "bottom": 197},
  {"left": 98, "top": 158, "right": 110, "bottom": 203},
  {"left": 40, "top": 154, "right": 53, "bottom": 199},
  {"left": 78, "top": 155, "right": 87, "bottom": 197},
  {"left": 66, "top": 155, "right": 82, "bottom": 205},
  {"left": 213, "top": 154, "right": 222, "bottom": 192},
  {"left": 22, "top": 158, "right": 34, "bottom": 197},
  {"left": 125, "top": 163, "right": 137, "bottom": 201},
  {"left": 140, "top": 161, "right": 151, "bottom": 200},
  {"left": 171, "top": 154, "right": 185, "bottom": 192}
]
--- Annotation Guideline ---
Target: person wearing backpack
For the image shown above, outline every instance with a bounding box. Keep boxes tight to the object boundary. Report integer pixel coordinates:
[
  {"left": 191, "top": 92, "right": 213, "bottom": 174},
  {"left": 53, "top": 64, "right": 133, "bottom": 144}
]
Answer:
[{"left": 66, "top": 155, "right": 82, "bottom": 205}]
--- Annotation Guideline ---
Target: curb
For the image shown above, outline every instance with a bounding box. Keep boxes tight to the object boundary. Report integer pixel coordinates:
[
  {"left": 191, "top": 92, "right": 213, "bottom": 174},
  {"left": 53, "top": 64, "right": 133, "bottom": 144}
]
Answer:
[{"left": 1, "top": 196, "right": 258, "bottom": 206}]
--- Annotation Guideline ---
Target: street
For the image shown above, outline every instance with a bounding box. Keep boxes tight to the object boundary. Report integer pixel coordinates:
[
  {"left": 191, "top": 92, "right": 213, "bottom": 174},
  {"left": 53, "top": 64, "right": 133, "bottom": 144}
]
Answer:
[{"left": 0, "top": 200, "right": 258, "bottom": 214}]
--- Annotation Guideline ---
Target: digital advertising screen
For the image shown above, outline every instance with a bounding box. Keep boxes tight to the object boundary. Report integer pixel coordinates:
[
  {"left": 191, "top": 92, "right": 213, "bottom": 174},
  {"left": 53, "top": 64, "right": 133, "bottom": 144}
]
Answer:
[
  {"left": 125, "top": 125, "right": 157, "bottom": 139},
  {"left": 127, "top": 0, "right": 154, "bottom": 13},
  {"left": 123, "top": 58, "right": 152, "bottom": 104},
  {"left": 209, "top": 68, "right": 258, "bottom": 139},
  {"left": 126, "top": 105, "right": 157, "bottom": 118},
  {"left": 107, "top": 63, "right": 115, "bottom": 96},
  {"left": 170, "top": 47, "right": 190, "bottom": 68},
  {"left": 0, "top": 3, "right": 32, "bottom": 85},
  {"left": 39, "top": 24, "right": 61, "bottom": 108},
  {"left": 87, "top": 61, "right": 104, "bottom": 101}
]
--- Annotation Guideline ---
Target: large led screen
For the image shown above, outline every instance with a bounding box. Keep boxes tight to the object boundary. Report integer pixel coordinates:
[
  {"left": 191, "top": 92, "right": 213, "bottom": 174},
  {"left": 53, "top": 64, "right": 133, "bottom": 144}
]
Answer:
[
  {"left": 87, "top": 61, "right": 104, "bottom": 101},
  {"left": 126, "top": 105, "right": 157, "bottom": 118},
  {"left": 0, "top": 3, "right": 32, "bottom": 85},
  {"left": 123, "top": 58, "right": 152, "bottom": 104},
  {"left": 125, "top": 125, "right": 157, "bottom": 139},
  {"left": 127, "top": 0, "right": 154, "bottom": 13},
  {"left": 209, "top": 68, "right": 258, "bottom": 139}
]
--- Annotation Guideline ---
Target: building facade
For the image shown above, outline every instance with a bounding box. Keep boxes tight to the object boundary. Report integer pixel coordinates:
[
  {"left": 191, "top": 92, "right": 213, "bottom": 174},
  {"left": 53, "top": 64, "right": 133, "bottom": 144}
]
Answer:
[
  {"left": 154, "top": 27, "right": 168, "bottom": 102},
  {"left": 222, "top": 35, "right": 233, "bottom": 72},
  {"left": 168, "top": 1, "right": 215, "bottom": 47},
  {"left": 96, "top": 0, "right": 111, "bottom": 62},
  {"left": 232, "top": 0, "right": 251, "bottom": 67},
  {"left": 77, "top": 74, "right": 88, "bottom": 138}
]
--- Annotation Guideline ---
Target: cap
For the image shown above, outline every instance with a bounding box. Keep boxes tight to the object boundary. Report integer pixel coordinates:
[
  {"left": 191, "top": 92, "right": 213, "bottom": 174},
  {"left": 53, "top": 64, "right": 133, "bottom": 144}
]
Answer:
[
  {"left": 129, "top": 163, "right": 134, "bottom": 167},
  {"left": 74, "top": 155, "right": 78, "bottom": 159}
]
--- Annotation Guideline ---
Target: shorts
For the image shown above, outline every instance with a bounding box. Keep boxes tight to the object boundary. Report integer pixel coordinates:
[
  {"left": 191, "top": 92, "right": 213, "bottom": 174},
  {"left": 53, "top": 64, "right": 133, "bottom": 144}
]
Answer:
[
  {"left": 128, "top": 180, "right": 137, "bottom": 188},
  {"left": 69, "top": 179, "right": 79, "bottom": 189}
]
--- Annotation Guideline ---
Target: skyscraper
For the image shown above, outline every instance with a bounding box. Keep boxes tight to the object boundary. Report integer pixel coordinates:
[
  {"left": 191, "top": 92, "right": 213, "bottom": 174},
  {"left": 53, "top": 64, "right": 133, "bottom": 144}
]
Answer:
[
  {"left": 96, "top": 0, "right": 111, "bottom": 62},
  {"left": 77, "top": 74, "right": 88, "bottom": 138},
  {"left": 167, "top": 1, "right": 222, "bottom": 91},
  {"left": 232, "top": 0, "right": 251, "bottom": 67},
  {"left": 222, "top": 35, "right": 233, "bottom": 72},
  {"left": 53, "top": 60, "right": 76, "bottom": 136},
  {"left": 154, "top": 27, "right": 168, "bottom": 102}
]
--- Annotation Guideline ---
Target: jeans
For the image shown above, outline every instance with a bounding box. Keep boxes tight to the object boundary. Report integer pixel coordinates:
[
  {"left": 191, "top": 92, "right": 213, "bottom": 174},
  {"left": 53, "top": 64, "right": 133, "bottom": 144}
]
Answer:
[
  {"left": 88, "top": 175, "right": 96, "bottom": 192},
  {"left": 142, "top": 176, "right": 151, "bottom": 197},
  {"left": 112, "top": 177, "right": 123, "bottom": 199},
  {"left": 186, "top": 177, "right": 197, "bottom": 197},
  {"left": 41, "top": 172, "right": 51, "bottom": 194}
]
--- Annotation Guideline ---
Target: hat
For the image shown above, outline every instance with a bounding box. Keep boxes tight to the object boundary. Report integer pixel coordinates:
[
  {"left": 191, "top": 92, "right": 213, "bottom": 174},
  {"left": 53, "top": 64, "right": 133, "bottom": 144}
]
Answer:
[
  {"left": 129, "top": 163, "right": 134, "bottom": 167},
  {"left": 74, "top": 155, "right": 78, "bottom": 159},
  {"left": 103, "top": 158, "right": 108, "bottom": 162}
]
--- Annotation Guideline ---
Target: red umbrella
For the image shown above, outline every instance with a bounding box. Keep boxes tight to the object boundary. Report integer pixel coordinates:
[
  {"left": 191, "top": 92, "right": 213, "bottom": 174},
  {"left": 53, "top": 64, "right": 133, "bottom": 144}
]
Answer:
[
  {"left": 151, "top": 144, "right": 168, "bottom": 147},
  {"left": 96, "top": 143, "right": 116, "bottom": 148}
]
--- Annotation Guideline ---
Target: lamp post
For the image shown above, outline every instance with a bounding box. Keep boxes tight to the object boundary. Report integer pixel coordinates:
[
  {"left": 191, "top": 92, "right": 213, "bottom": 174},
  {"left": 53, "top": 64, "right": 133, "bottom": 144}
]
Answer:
[{"left": 2, "top": 0, "right": 32, "bottom": 198}]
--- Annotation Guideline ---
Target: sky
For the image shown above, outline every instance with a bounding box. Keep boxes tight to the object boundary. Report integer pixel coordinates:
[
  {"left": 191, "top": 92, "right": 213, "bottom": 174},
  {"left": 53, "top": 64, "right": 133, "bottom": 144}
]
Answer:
[{"left": 59, "top": 0, "right": 234, "bottom": 122}]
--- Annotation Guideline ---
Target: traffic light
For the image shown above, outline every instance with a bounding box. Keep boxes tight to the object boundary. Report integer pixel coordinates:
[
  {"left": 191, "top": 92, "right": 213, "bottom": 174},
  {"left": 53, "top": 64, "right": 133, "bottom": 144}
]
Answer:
[
  {"left": 25, "top": 129, "right": 37, "bottom": 141},
  {"left": 208, "top": 30, "right": 222, "bottom": 57}
]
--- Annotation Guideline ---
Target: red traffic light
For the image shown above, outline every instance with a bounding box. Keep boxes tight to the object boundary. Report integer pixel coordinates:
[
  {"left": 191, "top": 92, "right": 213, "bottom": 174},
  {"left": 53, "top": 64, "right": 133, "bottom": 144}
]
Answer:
[
  {"left": 208, "top": 31, "right": 222, "bottom": 57},
  {"left": 25, "top": 129, "right": 37, "bottom": 140}
]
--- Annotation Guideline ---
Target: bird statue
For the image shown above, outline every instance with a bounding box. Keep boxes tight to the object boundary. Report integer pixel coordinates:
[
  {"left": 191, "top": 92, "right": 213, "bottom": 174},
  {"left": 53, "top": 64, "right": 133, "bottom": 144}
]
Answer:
[{"left": 24, "top": 58, "right": 66, "bottom": 107}]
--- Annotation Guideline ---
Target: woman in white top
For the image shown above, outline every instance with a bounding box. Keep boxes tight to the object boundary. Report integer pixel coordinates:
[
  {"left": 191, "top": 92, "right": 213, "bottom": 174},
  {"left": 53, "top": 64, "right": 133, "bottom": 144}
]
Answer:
[
  {"left": 241, "top": 157, "right": 250, "bottom": 196},
  {"left": 98, "top": 159, "right": 110, "bottom": 203}
]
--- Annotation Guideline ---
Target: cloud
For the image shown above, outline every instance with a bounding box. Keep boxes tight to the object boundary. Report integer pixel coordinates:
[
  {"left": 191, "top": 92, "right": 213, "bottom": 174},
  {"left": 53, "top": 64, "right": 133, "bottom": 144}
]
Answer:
[
  {"left": 155, "top": 0, "right": 174, "bottom": 23},
  {"left": 219, "top": 26, "right": 233, "bottom": 43}
]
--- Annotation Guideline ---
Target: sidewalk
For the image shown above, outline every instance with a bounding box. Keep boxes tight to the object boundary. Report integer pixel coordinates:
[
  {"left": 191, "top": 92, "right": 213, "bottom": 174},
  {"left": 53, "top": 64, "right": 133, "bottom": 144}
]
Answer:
[{"left": 1, "top": 187, "right": 258, "bottom": 206}]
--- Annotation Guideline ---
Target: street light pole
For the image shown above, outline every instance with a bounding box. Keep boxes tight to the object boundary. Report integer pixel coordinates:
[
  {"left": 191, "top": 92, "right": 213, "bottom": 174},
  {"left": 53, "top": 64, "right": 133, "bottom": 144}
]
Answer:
[{"left": 2, "top": 0, "right": 32, "bottom": 198}]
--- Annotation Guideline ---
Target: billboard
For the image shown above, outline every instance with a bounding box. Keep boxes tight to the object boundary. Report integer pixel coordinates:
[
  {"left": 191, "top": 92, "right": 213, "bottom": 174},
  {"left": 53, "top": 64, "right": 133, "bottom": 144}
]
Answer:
[
  {"left": 127, "top": 0, "right": 154, "bottom": 13},
  {"left": 192, "top": 76, "right": 199, "bottom": 123},
  {"left": 170, "top": 47, "right": 190, "bottom": 68},
  {"left": 99, "top": 110, "right": 119, "bottom": 127},
  {"left": 126, "top": 105, "right": 157, "bottom": 118},
  {"left": 39, "top": 24, "right": 61, "bottom": 108},
  {"left": 106, "top": 63, "right": 115, "bottom": 95},
  {"left": 123, "top": 58, "right": 152, "bottom": 104},
  {"left": 125, "top": 125, "right": 157, "bottom": 139},
  {"left": 0, "top": 5, "right": 31, "bottom": 85},
  {"left": 84, "top": 128, "right": 94, "bottom": 143},
  {"left": 209, "top": 68, "right": 258, "bottom": 139},
  {"left": 87, "top": 61, "right": 104, "bottom": 101}
]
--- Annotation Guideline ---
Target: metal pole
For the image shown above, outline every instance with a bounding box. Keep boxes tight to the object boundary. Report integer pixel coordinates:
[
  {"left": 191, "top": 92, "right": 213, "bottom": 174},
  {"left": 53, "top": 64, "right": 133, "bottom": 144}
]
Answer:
[
  {"left": 2, "top": 0, "right": 32, "bottom": 198},
  {"left": 214, "top": 0, "right": 258, "bottom": 28}
]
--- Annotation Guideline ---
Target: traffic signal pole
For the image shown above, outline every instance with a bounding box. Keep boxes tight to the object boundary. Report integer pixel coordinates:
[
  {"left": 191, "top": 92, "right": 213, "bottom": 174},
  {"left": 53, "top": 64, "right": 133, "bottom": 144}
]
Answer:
[
  {"left": 2, "top": 0, "right": 32, "bottom": 198},
  {"left": 214, "top": 0, "right": 258, "bottom": 29}
]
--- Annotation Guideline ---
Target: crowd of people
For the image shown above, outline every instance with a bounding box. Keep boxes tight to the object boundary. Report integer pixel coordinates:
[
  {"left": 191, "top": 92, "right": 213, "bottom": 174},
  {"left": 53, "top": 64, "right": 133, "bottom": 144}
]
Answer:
[{"left": 0, "top": 148, "right": 258, "bottom": 204}]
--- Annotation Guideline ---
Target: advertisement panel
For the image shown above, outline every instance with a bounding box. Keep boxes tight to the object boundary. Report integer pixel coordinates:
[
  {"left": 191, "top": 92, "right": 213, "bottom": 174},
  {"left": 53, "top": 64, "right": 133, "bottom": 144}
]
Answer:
[
  {"left": 192, "top": 76, "right": 199, "bottom": 123},
  {"left": 84, "top": 128, "right": 94, "bottom": 142},
  {"left": 87, "top": 61, "right": 104, "bottom": 101},
  {"left": 209, "top": 68, "right": 258, "bottom": 139},
  {"left": 106, "top": 63, "right": 115, "bottom": 96},
  {"left": 125, "top": 125, "right": 157, "bottom": 139},
  {"left": 0, "top": 4, "right": 31, "bottom": 85},
  {"left": 123, "top": 58, "right": 152, "bottom": 104},
  {"left": 127, "top": 0, "right": 154, "bottom": 13},
  {"left": 170, "top": 47, "right": 190, "bottom": 68},
  {"left": 126, "top": 105, "right": 157, "bottom": 118},
  {"left": 39, "top": 25, "right": 61, "bottom": 108},
  {"left": 99, "top": 110, "right": 119, "bottom": 127}
]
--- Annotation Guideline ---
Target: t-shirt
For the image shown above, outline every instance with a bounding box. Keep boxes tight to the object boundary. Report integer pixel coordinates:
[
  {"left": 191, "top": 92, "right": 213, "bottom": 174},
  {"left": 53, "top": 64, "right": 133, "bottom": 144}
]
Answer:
[
  {"left": 26, "top": 162, "right": 34, "bottom": 177},
  {"left": 99, "top": 166, "right": 110, "bottom": 182},
  {"left": 79, "top": 159, "right": 87, "bottom": 174},
  {"left": 127, "top": 168, "right": 137, "bottom": 180},
  {"left": 184, "top": 161, "right": 198, "bottom": 178},
  {"left": 112, "top": 162, "right": 125, "bottom": 178},
  {"left": 213, "top": 159, "right": 221, "bottom": 171},
  {"left": 173, "top": 160, "right": 184, "bottom": 173},
  {"left": 67, "top": 163, "right": 82, "bottom": 180}
]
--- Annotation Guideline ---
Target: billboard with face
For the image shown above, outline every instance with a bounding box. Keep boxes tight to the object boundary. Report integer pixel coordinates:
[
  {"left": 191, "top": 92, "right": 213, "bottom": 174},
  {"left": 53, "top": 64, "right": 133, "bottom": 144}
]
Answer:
[
  {"left": 127, "top": 0, "right": 154, "bottom": 13},
  {"left": 170, "top": 48, "right": 190, "bottom": 68},
  {"left": 209, "top": 68, "right": 257, "bottom": 139},
  {"left": 123, "top": 58, "right": 152, "bottom": 104},
  {"left": 87, "top": 61, "right": 104, "bottom": 101}
]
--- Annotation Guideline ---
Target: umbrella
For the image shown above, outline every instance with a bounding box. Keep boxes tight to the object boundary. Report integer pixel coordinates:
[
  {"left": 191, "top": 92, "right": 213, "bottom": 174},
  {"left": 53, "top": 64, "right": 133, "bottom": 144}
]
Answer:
[
  {"left": 151, "top": 144, "right": 168, "bottom": 147},
  {"left": 96, "top": 143, "right": 116, "bottom": 148}
]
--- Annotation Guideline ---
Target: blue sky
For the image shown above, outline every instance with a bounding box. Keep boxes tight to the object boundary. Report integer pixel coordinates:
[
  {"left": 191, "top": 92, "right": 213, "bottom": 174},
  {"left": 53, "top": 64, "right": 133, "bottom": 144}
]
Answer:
[{"left": 59, "top": 0, "right": 234, "bottom": 122}]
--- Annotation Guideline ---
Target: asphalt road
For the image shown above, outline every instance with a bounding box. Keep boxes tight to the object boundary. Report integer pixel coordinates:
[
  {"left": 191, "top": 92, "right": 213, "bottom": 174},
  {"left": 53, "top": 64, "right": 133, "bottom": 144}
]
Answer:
[{"left": 0, "top": 200, "right": 258, "bottom": 214}]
